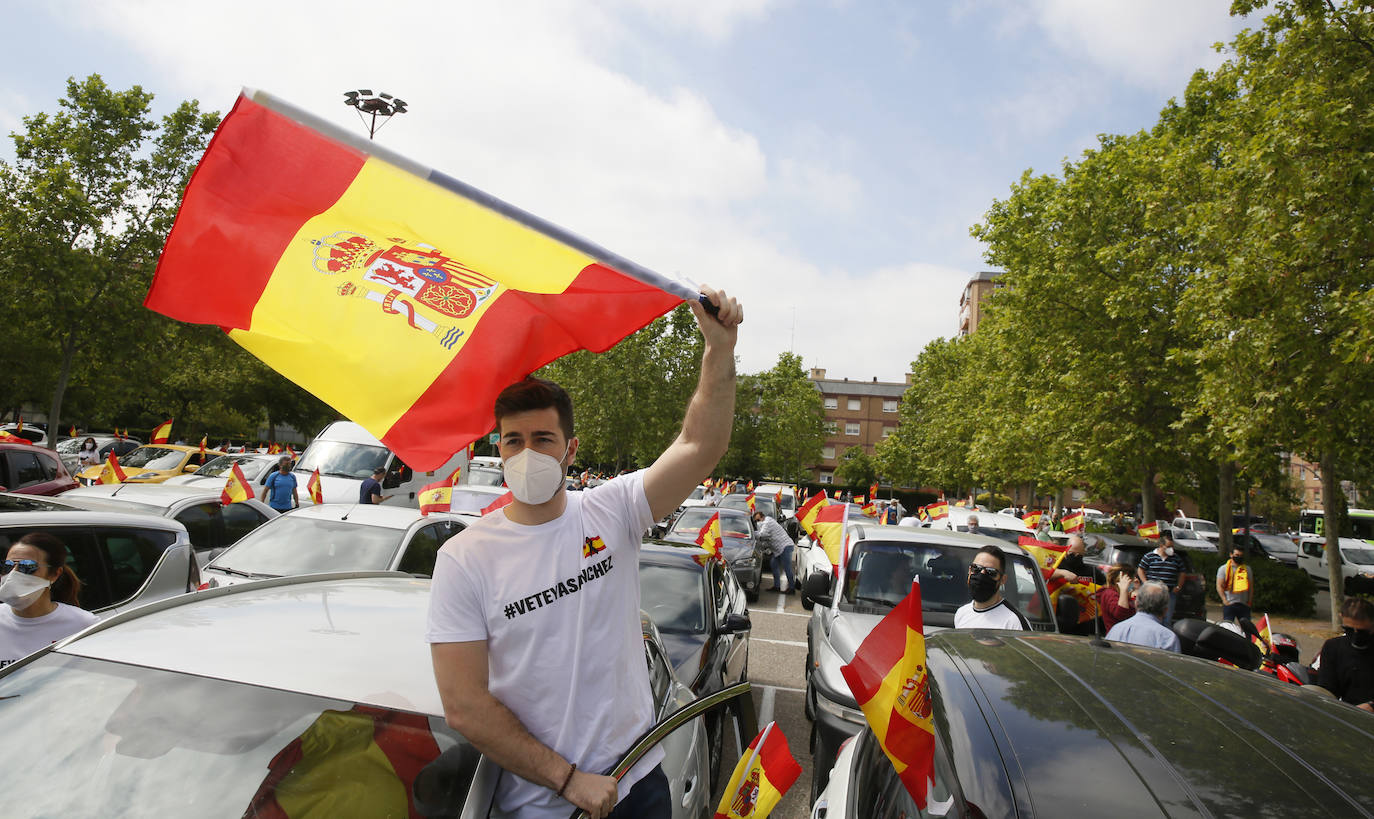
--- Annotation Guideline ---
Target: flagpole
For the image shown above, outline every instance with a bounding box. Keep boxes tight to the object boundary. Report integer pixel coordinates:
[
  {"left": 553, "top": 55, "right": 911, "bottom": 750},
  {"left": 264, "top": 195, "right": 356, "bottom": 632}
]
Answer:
[{"left": 244, "top": 88, "right": 700, "bottom": 303}]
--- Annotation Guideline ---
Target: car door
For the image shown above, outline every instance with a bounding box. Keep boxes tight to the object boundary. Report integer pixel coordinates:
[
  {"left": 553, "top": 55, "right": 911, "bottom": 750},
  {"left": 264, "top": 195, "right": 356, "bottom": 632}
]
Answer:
[
  {"left": 173, "top": 501, "right": 229, "bottom": 558},
  {"left": 396, "top": 520, "right": 466, "bottom": 576},
  {"left": 1, "top": 450, "right": 49, "bottom": 493},
  {"left": 221, "top": 502, "right": 271, "bottom": 548},
  {"left": 0, "top": 526, "right": 115, "bottom": 612},
  {"left": 719, "top": 564, "right": 750, "bottom": 686}
]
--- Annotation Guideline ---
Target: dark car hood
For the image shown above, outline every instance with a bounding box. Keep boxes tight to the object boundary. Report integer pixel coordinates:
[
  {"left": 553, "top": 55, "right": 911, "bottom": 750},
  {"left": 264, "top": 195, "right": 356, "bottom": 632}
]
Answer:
[
  {"left": 658, "top": 630, "right": 708, "bottom": 684},
  {"left": 929, "top": 631, "right": 1374, "bottom": 817}
]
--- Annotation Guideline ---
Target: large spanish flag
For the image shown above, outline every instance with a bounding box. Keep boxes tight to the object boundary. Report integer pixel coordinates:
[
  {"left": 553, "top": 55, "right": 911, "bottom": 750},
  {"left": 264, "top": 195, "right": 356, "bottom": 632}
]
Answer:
[
  {"left": 146, "top": 90, "right": 697, "bottom": 471},
  {"left": 1016, "top": 536, "right": 1099, "bottom": 623},
  {"left": 839, "top": 580, "right": 934, "bottom": 808},
  {"left": 713, "top": 721, "right": 801, "bottom": 819},
  {"left": 812, "top": 502, "right": 847, "bottom": 566}
]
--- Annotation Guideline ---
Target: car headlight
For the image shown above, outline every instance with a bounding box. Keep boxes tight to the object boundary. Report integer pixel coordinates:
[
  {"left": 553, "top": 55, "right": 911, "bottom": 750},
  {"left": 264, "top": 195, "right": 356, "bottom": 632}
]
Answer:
[
  {"left": 731, "top": 556, "right": 754, "bottom": 568},
  {"left": 814, "top": 692, "right": 865, "bottom": 726}
]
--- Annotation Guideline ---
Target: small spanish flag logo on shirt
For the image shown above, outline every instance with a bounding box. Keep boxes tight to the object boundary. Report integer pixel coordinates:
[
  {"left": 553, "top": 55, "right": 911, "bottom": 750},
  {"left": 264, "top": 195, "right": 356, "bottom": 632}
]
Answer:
[{"left": 583, "top": 536, "right": 607, "bottom": 558}]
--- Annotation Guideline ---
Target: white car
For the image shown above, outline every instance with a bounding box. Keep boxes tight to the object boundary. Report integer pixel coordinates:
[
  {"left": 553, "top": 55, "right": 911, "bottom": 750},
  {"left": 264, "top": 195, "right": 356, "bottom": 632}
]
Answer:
[
  {"left": 57, "top": 483, "right": 278, "bottom": 565},
  {"left": 200, "top": 503, "right": 474, "bottom": 588},
  {"left": 1297, "top": 537, "right": 1374, "bottom": 592},
  {"left": 754, "top": 483, "right": 798, "bottom": 519},
  {"left": 163, "top": 452, "right": 283, "bottom": 491},
  {"left": 1172, "top": 516, "right": 1221, "bottom": 544},
  {"left": 292, "top": 421, "right": 468, "bottom": 508},
  {"left": 921, "top": 506, "right": 1032, "bottom": 546}
]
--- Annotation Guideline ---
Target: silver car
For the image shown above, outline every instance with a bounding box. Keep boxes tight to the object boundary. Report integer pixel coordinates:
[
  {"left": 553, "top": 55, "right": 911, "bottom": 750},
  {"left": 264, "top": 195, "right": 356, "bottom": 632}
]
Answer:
[
  {"left": 0, "top": 573, "right": 748, "bottom": 818},
  {"left": 200, "top": 503, "right": 473, "bottom": 588},
  {"left": 162, "top": 452, "right": 283, "bottom": 491},
  {"left": 0, "top": 492, "right": 197, "bottom": 615}
]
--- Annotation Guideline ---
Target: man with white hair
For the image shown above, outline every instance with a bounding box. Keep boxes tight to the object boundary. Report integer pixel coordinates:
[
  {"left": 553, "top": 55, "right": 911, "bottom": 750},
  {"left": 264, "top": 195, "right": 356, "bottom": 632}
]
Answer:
[{"left": 1105, "top": 582, "right": 1180, "bottom": 652}]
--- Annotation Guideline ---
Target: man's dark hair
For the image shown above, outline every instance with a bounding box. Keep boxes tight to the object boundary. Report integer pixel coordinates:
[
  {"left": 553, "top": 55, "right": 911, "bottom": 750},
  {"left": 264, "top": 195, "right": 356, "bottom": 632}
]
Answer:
[
  {"left": 372, "top": 466, "right": 387, "bottom": 476},
  {"left": 1160, "top": 530, "right": 1174, "bottom": 542},
  {"left": 975, "top": 545, "right": 1005, "bottom": 573},
  {"left": 494, "top": 377, "right": 574, "bottom": 440},
  {"left": 1341, "top": 596, "right": 1374, "bottom": 622}
]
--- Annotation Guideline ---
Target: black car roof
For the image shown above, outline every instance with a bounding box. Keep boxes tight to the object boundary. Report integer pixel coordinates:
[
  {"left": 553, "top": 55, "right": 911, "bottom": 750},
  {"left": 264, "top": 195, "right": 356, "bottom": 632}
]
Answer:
[
  {"left": 928, "top": 631, "right": 1374, "bottom": 817},
  {"left": 640, "top": 538, "right": 711, "bottom": 567}
]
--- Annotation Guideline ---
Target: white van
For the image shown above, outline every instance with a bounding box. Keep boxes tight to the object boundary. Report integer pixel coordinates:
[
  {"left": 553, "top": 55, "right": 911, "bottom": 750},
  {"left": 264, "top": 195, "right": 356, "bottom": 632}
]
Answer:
[
  {"left": 754, "top": 483, "right": 798, "bottom": 519},
  {"left": 293, "top": 421, "right": 467, "bottom": 508}
]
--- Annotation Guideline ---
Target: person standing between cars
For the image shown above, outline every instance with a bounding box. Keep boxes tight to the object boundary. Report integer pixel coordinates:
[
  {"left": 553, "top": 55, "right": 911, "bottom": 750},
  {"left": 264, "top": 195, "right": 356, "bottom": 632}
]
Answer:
[
  {"left": 0, "top": 533, "right": 98, "bottom": 668},
  {"left": 753, "top": 509, "right": 795, "bottom": 593},
  {"left": 1316, "top": 597, "right": 1374, "bottom": 713},
  {"left": 1137, "top": 532, "right": 1186, "bottom": 625},
  {"left": 1105, "top": 581, "right": 1180, "bottom": 652},
  {"left": 1216, "top": 546, "right": 1252, "bottom": 623},
  {"left": 359, "top": 466, "right": 391, "bottom": 505},
  {"left": 1097, "top": 564, "right": 1137, "bottom": 632},
  {"left": 77, "top": 437, "right": 100, "bottom": 470},
  {"left": 427, "top": 288, "right": 742, "bottom": 819},
  {"left": 1052, "top": 535, "right": 1092, "bottom": 583},
  {"left": 954, "top": 545, "right": 1029, "bottom": 630},
  {"left": 965, "top": 514, "right": 981, "bottom": 535},
  {"left": 263, "top": 456, "right": 299, "bottom": 512}
]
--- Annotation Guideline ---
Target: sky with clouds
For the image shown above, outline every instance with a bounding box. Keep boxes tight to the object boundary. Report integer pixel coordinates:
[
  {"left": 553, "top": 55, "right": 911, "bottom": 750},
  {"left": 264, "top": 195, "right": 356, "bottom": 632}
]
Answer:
[{"left": 3, "top": 1, "right": 1257, "bottom": 382}]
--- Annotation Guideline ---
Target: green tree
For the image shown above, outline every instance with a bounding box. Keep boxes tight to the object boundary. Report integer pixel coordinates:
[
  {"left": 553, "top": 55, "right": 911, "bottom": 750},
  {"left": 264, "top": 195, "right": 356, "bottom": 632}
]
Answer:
[
  {"left": 753, "top": 352, "right": 825, "bottom": 482},
  {"left": 0, "top": 75, "right": 219, "bottom": 446},
  {"left": 835, "top": 445, "right": 878, "bottom": 489}
]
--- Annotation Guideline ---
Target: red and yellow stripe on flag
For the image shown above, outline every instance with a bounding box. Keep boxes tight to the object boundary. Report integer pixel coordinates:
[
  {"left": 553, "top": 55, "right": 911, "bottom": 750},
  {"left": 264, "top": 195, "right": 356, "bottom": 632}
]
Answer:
[
  {"left": 926, "top": 501, "right": 948, "bottom": 520},
  {"left": 812, "top": 503, "right": 847, "bottom": 565},
  {"left": 150, "top": 418, "right": 173, "bottom": 445},
  {"left": 199, "top": 435, "right": 207, "bottom": 457},
  {"left": 1016, "top": 537, "right": 1099, "bottom": 622},
  {"left": 307, "top": 468, "right": 325, "bottom": 505},
  {"left": 0, "top": 431, "right": 28, "bottom": 445},
  {"left": 481, "top": 490, "right": 514, "bottom": 516},
  {"left": 746, "top": 492, "right": 757, "bottom": 514},
  {"left": 1137, "top": 521, "right": 1160, "bottom": 539},
  {"left": 1022, "top": 510, "right": 1042, "bottom": 529},
  {"left": 869, "top": 481, "right": 879, "bottom": 501},
  {"left": 695, "top": 512, "right": 723, "bottom": 565},
  {"left": 97, "top": 453, "right": 128, "bottom": 485},
  {"left": 146, "top": 90, "right": 695, "bottom": 471},
  {"left": 713, "top": 721, "right": 801, "bottom": 819},
  {"left": 840, "top": 581, "right": 935, "bottom": 808},
  {"left": 417, "top": 480, "right": 453, "bottom": 516},
  {"left": 1062, "top": 511, "right": 1086, "bottom": 533},
  {"left": 796, "top": 492, "right": 827, "bottom": 537},
  {"left": 861, "top": 499, "right": 878, "bottom": 517},
  {"left": 221, "top": 463, "right": 254, "bottom": 504}
]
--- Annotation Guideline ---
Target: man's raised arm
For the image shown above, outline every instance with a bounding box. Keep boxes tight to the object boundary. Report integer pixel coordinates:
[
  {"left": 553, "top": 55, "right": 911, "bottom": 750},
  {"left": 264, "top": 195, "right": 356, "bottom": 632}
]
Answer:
[{"left": 643, "top": 286, "right": 743, "bottom": 521}]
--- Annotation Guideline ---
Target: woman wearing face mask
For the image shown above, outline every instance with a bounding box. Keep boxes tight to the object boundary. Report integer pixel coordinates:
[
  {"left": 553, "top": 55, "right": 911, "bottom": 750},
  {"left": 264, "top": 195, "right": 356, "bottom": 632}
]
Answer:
[
  {"left": 77, "top": 437, "right": 100, "bottom": 469},
  {"left": 0, "top": 533, "right": 99, "bottom": 668},
  {"left": 953, "top": 546, "right": 1028, "bottom": 630},
  {"left": 1097, "top": 564, "right": 1137, "bottom": 632}
]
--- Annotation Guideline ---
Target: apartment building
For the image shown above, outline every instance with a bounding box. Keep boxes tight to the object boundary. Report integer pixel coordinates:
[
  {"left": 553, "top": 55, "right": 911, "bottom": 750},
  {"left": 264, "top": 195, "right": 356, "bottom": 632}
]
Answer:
[
  {"left": 808, "top": 368, "right": 910, "bottom": 483},
  {"left": 958, "top": 270, "right": 1003, "bottom": 336}
]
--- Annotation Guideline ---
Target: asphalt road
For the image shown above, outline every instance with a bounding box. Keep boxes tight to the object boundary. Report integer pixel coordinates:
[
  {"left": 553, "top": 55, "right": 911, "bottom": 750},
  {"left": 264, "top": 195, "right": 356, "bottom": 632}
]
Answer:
[{"left": 707, "top": 586, "right": 817, "bottom": 819}]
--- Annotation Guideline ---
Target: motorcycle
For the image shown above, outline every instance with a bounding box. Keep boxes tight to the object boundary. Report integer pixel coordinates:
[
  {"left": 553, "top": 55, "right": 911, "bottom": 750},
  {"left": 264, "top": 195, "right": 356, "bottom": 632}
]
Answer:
[{"left": 1172, "top": 617, "right": 1311, "bottom": 685}]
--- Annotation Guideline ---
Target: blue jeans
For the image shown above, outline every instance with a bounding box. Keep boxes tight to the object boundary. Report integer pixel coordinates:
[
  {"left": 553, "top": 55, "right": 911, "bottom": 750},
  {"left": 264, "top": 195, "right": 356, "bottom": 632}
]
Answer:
[
  {"left": 1165, "top": 591, "right": 1177, "bottom": 626},
  {"left": 771, "top": 544, "right": 795, "bottom": 590},
  {"left": 1221, "top": 602, "right": 1251, "bottom": 622},
  {"left": 608, "top": 765, "right": 670, "bottom": 819}
]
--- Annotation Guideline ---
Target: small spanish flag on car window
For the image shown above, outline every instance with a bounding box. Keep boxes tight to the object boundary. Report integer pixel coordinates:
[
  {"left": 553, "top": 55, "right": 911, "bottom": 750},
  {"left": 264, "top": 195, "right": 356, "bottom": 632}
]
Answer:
[
  {"left": 1062, "top": 511, "right": 1086, "bottom": 533},
  {"left": 713, "top": 721, "right": 801, "bottom": 819},
  {"left": 150, "top": 419, "right": 173, "bottom": 445},
  {"left": 97, "top": 453, "right": 128, "bottom": 485},
  {"left": 694, "top": 512, "right": 723, "bottom": 566},
  {"left": 307, "top": 468, "right": 324, "bottom": 505},
  {"left": 1137, "top": 521, "right": 1159, "bottom": 539},
  {"left": 840, "top": 580, "right": 935, "bottom": 808},
  {"left": 146, "top": 90, "right": 697, "bottom": 471},
  {"left": 221, "top": 463, "right": 254, "bottom": 505}
]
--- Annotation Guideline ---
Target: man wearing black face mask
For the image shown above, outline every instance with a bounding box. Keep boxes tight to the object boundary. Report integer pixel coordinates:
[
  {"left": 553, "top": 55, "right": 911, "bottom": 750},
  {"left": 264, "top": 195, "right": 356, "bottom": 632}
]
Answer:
[
  {"left": 1316, "top": 597, "right": 1374, "bottom": 713},
  {"left": 954, "top": 546, "right": 1029, "bottom": 630}
]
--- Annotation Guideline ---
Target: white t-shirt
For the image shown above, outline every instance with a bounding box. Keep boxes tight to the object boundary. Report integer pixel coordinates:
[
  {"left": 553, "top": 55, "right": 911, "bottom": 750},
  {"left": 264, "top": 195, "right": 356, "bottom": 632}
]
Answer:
[
  {"left": 954, "top": 598, "right": 1028, "bottom": 630},
  {"left": 0, "top": 602, "right": 99, "bottom": 667},
  {"left": 426, "top": 471, "right": 661, "bottom": 819}
]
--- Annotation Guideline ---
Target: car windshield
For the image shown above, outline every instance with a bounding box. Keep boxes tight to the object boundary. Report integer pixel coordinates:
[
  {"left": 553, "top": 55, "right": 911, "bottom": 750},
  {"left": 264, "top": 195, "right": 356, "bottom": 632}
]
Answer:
[
  {"left": 119, "top": 447, "right": 186, "bottom": 470},
  {"left": 0, "top": 653, "right": 473, "bottom": 817},
  {"left": 688, "top": 487, "right": 705, "bottom": 500},
  {"left": 465, "top": 467, "right": 504, "bottom": 487},
  {"left": 56, "top": 438, "right": 90, "bottom": 454},
  {"left": 1191, "top": 520, "right": 1220, "bottom": 534},
  {"left": 957, "top": 526, "right": 1024, "bottom": 545},
  {"left": 1255, "top": 535, "right": 1297, "bottom": 554},
  {"left": 718, "top": 495, "right": 777, "bottom": 517},
  {"left": 639, "top": 562, "right": 706, "bottom": 633},
  {"left": 209, "top": 516, "right": 403, "bottom": 576},
  {"left": 194, "top": 456, "right": 271, "bottom": 480},
  {"left": 670, "top": 508, "right": 750, "bottom": 538},
  {"left": 449, "top": 489, "right": 504, "bottom": 515},
  {"left": 296, "top": 441, "right": 390, "bottom": 480},
  {"left": 839, "top": 540, "right": 1054, "bottom": 627},
  {"left": 1342, "top": 547, "right": 1374, "bottom": 566}
]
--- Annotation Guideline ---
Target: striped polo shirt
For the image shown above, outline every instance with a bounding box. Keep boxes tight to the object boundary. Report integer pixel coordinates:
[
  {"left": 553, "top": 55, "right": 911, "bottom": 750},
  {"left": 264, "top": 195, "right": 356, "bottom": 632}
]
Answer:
[{"left": 1139, "top": 549, "right": 1186, "bottom": 588}]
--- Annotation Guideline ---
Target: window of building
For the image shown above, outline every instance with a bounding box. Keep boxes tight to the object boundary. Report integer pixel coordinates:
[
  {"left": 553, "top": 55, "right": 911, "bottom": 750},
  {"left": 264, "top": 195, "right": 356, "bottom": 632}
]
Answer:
[
  {"left": 847, "top": 398, "right": 861, "bottom": 411},
  {"left": 824, "top": 397, "right": 838, "bottom": 410},
  {"left": 822, "top": 446, "right": 835, "bottom": 460},
  {"left": 845, "top": 422, "right": 860, "bottom": 436},
  {"left": 882, "top": 427, "right": 894, "bottom": 438},
  {"left": 882, "top": 399, "right": 898, "bottom": 413},
  {"left": 820, "top": 473, "right": 833, "bottom": 485},
  {"left": 825, "top": 421, "right": 838, "bottom": 434}
]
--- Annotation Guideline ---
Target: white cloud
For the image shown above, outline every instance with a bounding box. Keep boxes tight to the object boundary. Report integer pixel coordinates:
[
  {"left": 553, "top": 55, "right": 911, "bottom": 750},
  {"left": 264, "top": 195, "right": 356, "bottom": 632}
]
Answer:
[{"left": 612, "top": 0, "right": 786, "bottom": 41}]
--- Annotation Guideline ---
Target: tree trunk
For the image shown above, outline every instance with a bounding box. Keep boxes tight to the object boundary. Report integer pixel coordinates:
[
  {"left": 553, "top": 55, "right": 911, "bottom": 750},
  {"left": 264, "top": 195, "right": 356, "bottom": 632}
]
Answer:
[
  {"left": 1141, "top": 468, "right": 1156, "bottom": 529},
  {"left": 1218, "top": 461, "right": 1235, "bottom": 554},
  {"left": 1321, "top": 451, "right": 1343, "bottom": 632},
  {"left": 45, "top": 341, "right": 78, "bottom": 451}
]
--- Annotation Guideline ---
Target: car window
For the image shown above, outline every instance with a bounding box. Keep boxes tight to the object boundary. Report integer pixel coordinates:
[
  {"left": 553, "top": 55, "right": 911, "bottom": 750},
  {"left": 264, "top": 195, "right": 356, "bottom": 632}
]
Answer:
[
  {"left": 688, "top": 487, "right": 705, "bottom": 500},
  {"left": 398, "top": 521, "right": 465, "bottom": 576},
  {"left": 852, "top": 729, "right": 962, "bottom": 818},
  {"left": 0, "top": 527, "right": 111, "bottom": 611},
  {"left": 97, "top": 528, "right": 177, "bottom": 604},
  {"left": 221, "top": 503, "right": 269, "bottom": 547},
  {"left": 465, "top": 467, "right": 505, "bottom": 488},
  {"left": 210, "top": 516, "right": 403, "bottom": 576},
  {"left": 639, "top": 562, "right": 707, "bottom": 633},
  {"left": 643, "top": 638, "right": 673, "bottom": 710},
  {"left": 175, "top": 502, "right": 224, "bottom": 553},
  {"left": 6, "top": 451, "right": 47, "bottom": 489}
]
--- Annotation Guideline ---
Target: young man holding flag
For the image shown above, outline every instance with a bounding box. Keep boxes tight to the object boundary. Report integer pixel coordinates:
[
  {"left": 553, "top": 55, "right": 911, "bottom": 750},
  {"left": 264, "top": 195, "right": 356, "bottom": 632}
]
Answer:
[{"left": 427, "top": 289, "right": 741, "bottom": 819}]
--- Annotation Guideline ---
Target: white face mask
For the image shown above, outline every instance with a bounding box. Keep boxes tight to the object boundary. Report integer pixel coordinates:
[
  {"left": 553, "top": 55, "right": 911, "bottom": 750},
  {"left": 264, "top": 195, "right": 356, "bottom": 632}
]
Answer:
[
  {"left": 503, "top": 443, "right": 569, "bottom": 505},
  {"left": 1164, "top": 546, "right": 1175, "bottom": 556},
  {"left": 0, "top": 570, "right": 51, "bottom": 609}
]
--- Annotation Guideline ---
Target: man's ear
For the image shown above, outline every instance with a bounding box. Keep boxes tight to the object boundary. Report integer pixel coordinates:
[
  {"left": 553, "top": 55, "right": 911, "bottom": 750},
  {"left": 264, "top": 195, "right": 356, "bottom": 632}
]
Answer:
[{"left": 564, "top": 437, "right": 579, "bottom": 466}]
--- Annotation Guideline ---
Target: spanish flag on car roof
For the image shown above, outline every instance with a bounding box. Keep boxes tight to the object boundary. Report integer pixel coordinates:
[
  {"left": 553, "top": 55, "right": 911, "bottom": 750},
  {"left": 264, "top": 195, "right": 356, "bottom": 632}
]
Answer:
[{"left": 146, "top": 90, "right": 696, "bottom": 471}]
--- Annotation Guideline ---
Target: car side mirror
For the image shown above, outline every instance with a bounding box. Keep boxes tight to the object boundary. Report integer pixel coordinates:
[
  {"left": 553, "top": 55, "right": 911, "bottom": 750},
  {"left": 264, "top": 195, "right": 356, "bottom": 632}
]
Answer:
[
  {"left": 183, "top": 464, "right": 200, "bottom": 473},
  {"left": 805, "top": 572, "right": 832, "bottom": 608},
  {"left": 716, "top": 613, "right": 751, "bottom": 635}
]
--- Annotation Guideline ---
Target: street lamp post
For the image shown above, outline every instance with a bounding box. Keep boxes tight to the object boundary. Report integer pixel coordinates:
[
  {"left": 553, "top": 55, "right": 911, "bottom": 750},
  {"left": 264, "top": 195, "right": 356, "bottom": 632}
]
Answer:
[{"left": 342, "top": 90, "right": 408, "bottom": 139}]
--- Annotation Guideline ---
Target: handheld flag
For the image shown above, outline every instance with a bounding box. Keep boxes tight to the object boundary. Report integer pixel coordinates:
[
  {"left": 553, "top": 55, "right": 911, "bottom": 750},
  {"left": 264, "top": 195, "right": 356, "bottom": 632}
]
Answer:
[
  {"left": 713, "top": 722, "right": 802, "bottom": 819},
  {"left": 1022, "top": 510, "right": 1042, "bottom": 529},
  {"left": 286, "top": 445, "right": 296, "bottom": 459},
  {"left": 1017, "top": 536, "right": 1100, "bottom": 622},
  {"left": 481, "top": 491, "right": 515, "bottom": 516},
  {"left": 861, "top": 499, "right": 878, "bottom": 517},
  {"left": 69, "top": 425, "right": 77, "bottom": 438},
  {"left": 97, "top": 453, "right": 128, "bottom": 485},
  {"left": 307, "top": 468, "right": 324, "bottom": 504},
  {"left": 221, "top": 463, "right": 255, "bottom": 505},
  {"left": 746, "top": 479, "right": 755, "bottom": 493},
  {"left": 869, "top": 481, "right": 879, "bottom": 501},
  {"left": 840, "top": 581, "right": 935, "bottom": 808},
  {"left": 812, "top": 503, "right": 847, "bottom": 565},
  {"left": 145, "top": 89, "right": 698, "bottom": 471},
  {"left": 926, "top": 501, "right": 948, "bottom": 521},
  {"left": 774, "top": 489, "right": 783, "bottom": 509},
  {"left": 150, "top": 419, "right": 173, "bottom": 445},
  {"left": 1062, "top": 510, "right": 1086, "bottom": 534},
  {"left": 1137, "top": 521, "right": 1159, "bottom": 539}
]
